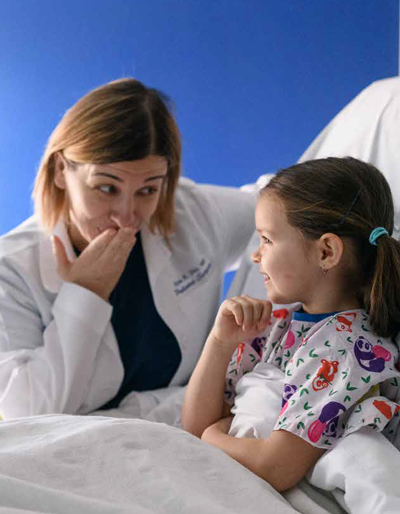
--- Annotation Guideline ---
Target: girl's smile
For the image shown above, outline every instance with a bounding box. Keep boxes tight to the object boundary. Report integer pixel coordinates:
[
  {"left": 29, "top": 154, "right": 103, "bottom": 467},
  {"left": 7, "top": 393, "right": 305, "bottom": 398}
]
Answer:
[{"left": 252, "top": 192, "right": 322, "bottom": 310}]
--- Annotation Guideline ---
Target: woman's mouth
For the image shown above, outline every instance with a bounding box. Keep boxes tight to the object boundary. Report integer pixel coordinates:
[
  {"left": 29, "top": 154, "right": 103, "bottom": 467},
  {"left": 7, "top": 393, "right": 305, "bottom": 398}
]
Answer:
[{"left": 96, "top": 222, "right": 141, "bottom": 235}]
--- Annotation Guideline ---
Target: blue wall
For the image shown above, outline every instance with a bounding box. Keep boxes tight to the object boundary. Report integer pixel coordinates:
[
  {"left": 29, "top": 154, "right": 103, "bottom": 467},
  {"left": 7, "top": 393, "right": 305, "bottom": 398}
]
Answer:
[{"left": 0, "top": 0, "right": 398, "bottom": 234}]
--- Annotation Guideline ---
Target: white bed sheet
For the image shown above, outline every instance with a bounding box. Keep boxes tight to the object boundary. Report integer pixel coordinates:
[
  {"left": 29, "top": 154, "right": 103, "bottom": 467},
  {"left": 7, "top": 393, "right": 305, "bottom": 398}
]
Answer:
[
  {"left": 94, "top": 387, "right": 344, "bottom": 514},
  {"left": 0, "top": 413, "right": 304, "bottom": 514}
]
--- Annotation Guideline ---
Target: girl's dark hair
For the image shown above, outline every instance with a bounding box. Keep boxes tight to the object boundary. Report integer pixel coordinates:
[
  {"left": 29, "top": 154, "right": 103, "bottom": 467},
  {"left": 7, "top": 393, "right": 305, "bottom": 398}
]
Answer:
[{"left": 263, "top": 156, "right": 400, "bottom": 339}]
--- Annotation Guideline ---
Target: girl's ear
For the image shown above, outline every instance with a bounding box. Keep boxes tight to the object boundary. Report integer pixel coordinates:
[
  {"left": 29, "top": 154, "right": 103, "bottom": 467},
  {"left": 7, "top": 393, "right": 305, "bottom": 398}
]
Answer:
[
  {"left": 317, "top": 233, "right": 344, "bottom": 271},
  {"left": 54, "top": 152, "right": 67, "bottom": 190}
]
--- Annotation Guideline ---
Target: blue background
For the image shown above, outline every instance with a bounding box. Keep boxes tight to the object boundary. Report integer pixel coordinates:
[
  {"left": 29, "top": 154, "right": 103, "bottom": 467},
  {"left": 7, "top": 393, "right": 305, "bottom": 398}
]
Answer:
[{"left": 0, "top": 0, "right": 398, "bottom": 237}]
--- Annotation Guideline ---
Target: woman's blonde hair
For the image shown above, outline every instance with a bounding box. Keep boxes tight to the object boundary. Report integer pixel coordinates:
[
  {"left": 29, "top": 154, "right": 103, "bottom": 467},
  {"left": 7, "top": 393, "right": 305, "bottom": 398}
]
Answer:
[{"left": 33, "top": 78, "right": 181, "bottom": 242}]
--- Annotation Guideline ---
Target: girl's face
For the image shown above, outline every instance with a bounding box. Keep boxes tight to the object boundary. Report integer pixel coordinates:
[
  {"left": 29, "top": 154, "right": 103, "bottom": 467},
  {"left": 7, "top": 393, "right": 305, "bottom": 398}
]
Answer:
[
  {"left": 252, "top": 193, "right": 321, "bottom": 307},
  {"left": 54, "top": 154, "right": 168, "bottom": 251}
]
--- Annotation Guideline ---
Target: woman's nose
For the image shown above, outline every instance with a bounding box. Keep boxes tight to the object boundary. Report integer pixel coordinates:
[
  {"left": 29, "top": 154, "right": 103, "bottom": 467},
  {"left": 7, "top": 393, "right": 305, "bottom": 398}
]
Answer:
[{"left": 110, "top": 199, "right": 136, "bottom": 228}]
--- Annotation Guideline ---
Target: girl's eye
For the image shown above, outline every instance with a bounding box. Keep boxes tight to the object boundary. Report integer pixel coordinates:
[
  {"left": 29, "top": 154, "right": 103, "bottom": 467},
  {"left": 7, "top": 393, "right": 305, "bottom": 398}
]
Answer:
[
  {"left": 262, "top": 236, "right": 272, "bottom": 245},
  {"left": 97, "top": 185, "right": 117, "bottom": 195}
]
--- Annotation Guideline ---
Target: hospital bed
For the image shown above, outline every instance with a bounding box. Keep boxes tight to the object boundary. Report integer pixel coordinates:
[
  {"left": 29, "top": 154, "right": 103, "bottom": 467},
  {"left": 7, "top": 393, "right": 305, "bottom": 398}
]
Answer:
[{"left": 1, "top": 77, "right": 400, "bottom": 514}]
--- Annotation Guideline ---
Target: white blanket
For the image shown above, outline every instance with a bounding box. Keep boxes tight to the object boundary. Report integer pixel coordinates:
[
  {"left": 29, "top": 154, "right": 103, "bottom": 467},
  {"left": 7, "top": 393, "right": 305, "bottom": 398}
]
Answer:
[
  {"left": 1, "top": 384, "right": 398, "bottom": 513},
  {"left": 0, "top": 414, "right": 302, "bottom": 514}
]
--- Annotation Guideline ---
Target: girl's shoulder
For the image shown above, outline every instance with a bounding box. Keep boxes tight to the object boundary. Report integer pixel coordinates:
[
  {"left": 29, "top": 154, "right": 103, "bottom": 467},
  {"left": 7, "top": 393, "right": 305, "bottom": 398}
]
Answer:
[
  {"left": 306, "top": 309, "right": 398, "bottom": 356},
  {"left": 304, "top": 309, "right": 367, "bottom": 337}
]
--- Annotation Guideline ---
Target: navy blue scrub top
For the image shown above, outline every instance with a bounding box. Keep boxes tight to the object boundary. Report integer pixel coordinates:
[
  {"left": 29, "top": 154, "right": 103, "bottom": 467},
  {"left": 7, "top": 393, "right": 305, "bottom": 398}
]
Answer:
[{"left": 92, "top": 231, "right": 182, "bottom": 410}]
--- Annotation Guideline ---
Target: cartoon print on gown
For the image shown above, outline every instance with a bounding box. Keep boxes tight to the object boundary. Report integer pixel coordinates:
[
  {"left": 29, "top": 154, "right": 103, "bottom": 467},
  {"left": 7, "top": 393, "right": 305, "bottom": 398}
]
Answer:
[
  {"left": 354, "top": 336, "right": 392, "bottom": 372},
  {"left": 312, "top": 359, "right": 339, "bottom": 392},
  {"left": 224, "top": 307, "right": 400, "bottom": 449}
]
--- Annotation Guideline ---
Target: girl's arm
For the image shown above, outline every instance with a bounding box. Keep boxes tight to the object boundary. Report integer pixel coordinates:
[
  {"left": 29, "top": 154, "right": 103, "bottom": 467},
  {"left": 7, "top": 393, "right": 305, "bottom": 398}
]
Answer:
[
  {"left": 181, "top": 333, "right": 234, "bottom": 437},
  {"left": 202, "top": 422, "right": 325, "bottom": 492},
  {"left": 182, "top": 295, "right": 271, "bottom": 437},
  {"left": 183, "top": 294, "right": 324, "bottom": 492}
]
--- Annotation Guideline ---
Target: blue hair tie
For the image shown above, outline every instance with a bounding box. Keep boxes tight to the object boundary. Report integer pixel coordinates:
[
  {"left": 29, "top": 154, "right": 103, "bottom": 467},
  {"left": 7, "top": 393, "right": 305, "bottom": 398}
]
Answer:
[{"left": 369, "top": 227, "right": 389, "bottom": 246}]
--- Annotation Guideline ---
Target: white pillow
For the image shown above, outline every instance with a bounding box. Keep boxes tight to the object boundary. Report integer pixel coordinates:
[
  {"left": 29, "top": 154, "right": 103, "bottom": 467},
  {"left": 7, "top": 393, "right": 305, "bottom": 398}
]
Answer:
[{"left": 299, "top": 76, "right": 400, "bottom": 241}]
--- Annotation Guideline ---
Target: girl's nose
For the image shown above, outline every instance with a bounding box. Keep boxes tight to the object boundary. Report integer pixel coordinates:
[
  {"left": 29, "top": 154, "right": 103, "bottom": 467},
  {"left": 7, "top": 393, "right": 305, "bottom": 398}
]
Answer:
[{"left": 251, "top": 247, "right": 261, "bottom": 263}]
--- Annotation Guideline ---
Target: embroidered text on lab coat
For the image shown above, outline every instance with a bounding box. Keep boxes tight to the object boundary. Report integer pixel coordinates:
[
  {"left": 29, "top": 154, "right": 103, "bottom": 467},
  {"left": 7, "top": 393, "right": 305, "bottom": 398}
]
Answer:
[{"left": 174, "top": 258, "right": 212, "bottom": 296}]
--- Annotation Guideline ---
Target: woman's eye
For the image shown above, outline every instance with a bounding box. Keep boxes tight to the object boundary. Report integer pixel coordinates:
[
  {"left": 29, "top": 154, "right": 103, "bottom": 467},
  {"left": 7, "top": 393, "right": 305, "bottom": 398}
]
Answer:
[
  {"left": 138, "top": 186, "right": 158, "bottom": 196},
  {"left": 262, "top": 236, "right": 272, "bottom": 245},
  {"left": 98, "top": 185, "right": 117, "bottom": 194}
]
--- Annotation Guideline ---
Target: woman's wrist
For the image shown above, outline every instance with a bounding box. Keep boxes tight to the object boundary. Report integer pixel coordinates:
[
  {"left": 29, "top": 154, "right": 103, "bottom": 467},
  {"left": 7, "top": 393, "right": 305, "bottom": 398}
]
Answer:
[{"left": 72, "top": 279, "right": 111, "bottom": 302}]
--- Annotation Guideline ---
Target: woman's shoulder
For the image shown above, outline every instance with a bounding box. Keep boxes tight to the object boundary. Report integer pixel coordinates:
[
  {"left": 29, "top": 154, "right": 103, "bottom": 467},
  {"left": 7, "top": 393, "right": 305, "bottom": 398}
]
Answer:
[
  {"left": 174, "top": 177, "right": 256, "bottom": 246},
  {"left": 175, "top": 177, "right": 255, "bottom": 212},
  {"left": 0, "top": 215, "right": 43, "bottom": 262}
]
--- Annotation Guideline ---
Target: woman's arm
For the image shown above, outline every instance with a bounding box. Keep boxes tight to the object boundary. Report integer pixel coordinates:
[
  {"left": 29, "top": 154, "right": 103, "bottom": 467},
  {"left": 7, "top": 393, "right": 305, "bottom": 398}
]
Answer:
[
  {"left": 0, "top": 275, "right": 120, "bottom": 419},
  {"left": 202, "top": 421, "right": 325, "bottom": 492},
  {"left": 0, "top": 225, "right": 139, "bottom": 420}
]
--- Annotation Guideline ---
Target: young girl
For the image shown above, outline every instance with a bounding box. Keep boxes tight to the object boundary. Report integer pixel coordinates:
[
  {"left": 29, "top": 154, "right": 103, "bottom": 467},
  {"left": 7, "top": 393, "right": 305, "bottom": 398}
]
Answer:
[{"left": 182, "top": 157, "right": 400, "bottom": 493}]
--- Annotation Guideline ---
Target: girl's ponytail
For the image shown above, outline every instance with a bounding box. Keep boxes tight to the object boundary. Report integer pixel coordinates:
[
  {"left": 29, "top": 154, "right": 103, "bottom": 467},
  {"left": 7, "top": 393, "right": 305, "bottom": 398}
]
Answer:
[{"left": 365, "top": 235, "right": 400, "bottom": 339}]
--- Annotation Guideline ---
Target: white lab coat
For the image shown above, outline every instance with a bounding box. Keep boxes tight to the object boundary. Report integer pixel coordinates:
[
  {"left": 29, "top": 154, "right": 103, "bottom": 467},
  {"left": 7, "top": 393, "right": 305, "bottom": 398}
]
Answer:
[{"left": 0, "top": 177, "right": 257, "bottom": 420}]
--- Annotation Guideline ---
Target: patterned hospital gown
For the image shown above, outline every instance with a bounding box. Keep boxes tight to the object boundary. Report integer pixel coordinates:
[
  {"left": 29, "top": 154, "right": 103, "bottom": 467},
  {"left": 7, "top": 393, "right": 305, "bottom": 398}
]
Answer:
[{"left": 224, "top": 305, "right": 400, "bottom": 449}]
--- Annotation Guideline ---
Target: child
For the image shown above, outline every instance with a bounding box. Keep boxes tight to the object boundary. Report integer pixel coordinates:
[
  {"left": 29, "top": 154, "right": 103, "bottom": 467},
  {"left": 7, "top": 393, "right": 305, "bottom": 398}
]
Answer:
[{"left": 182, "top": 157, "right": 400, "bottom": 493}]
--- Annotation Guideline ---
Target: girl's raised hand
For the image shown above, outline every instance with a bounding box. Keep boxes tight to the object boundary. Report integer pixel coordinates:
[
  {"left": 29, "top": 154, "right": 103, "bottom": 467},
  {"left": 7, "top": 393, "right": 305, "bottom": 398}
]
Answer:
[
  {"left": 52, "top": 227, "right": 137, "bottom": 301},
  {"left": 211, "top": 295, "right": 272, "bottom": 347}
]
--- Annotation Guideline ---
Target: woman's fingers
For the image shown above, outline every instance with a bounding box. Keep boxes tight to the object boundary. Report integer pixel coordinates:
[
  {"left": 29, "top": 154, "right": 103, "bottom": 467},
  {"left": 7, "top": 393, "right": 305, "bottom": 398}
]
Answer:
[
  {"left": 80, "top": 227, "right": 118, "bottom": 261},
  {"left": 51, "top": 235, "right": 71, "bottom": 278},
  {"left": 97, "top": 227, "right": 137, "bottom": 266},
  {"left": 53, "top": 228, "right": 137, "bottom": 301}
]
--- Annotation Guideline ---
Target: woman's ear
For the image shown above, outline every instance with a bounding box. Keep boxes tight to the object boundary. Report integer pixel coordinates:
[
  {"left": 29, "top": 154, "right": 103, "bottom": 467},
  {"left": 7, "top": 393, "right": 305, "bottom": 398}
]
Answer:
[
  {"left": 317, "top": 233, "right": 343, "bottom": 272},
  {"left": 54, "top": 152, "right": 66, "bottom": 189}
]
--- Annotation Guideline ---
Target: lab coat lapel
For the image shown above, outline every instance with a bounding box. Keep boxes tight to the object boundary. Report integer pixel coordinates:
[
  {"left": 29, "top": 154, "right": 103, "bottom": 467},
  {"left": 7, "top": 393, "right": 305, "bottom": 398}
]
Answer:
[
  {"left": 39, "top": 220, "right": 76, "bottom": 294},
  {"left": 141, "top": 225, "right": 189, "bottom": 363},
  {"left": 140, "top": 224, "right": 172, "bottom": 289}
]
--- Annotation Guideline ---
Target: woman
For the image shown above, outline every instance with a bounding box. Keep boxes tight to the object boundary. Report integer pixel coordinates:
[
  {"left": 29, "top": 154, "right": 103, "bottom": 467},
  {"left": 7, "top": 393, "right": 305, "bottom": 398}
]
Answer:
[{"left": 0, "top": 78, "right": 256, "bottom": 420}]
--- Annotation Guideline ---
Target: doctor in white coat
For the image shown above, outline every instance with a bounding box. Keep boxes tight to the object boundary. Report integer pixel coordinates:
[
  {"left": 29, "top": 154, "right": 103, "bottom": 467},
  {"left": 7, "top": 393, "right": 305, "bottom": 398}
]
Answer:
[{"left": 0, "top": 78, "right": 257, "bottom": 420}]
